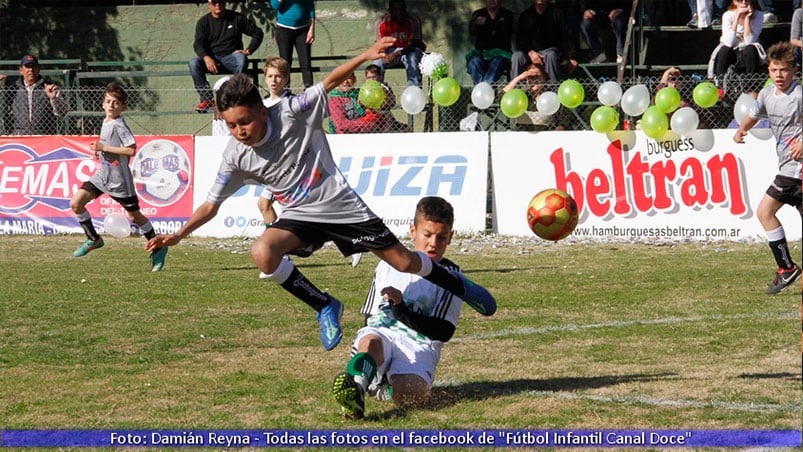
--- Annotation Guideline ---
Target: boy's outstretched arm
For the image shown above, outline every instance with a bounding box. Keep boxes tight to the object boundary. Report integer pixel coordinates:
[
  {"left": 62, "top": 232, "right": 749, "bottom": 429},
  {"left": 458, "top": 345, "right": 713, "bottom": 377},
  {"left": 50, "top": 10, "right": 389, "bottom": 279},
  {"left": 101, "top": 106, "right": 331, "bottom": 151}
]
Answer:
[
  {"left": 145, "top": 201, "right": 219, "bottom": 251},
  {"left": 323, "top": 37, "right": 396, "bottom": 93},
  {"left": 733, "top": 116, "right": 759, "bottom": 144}
]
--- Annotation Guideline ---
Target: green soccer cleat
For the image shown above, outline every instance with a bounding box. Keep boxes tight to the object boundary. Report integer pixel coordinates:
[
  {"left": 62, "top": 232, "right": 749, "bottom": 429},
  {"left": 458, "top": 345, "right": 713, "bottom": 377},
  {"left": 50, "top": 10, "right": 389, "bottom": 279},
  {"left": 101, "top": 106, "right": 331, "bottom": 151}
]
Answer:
[
  {"left": 73, "top": 238, "right": 104, "bottom": 257},
  {"left": 150, "top": 246, "right": 168, "bottom": 272},
  {"left": 332, "top": 372, "right": 365, "bottom": 419}
]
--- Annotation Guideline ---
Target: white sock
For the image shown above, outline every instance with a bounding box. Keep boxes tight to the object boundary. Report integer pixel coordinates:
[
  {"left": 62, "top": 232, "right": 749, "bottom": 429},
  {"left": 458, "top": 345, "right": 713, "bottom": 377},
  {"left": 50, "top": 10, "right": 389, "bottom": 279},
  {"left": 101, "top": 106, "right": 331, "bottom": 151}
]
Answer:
[
  {"left": 414, "top": 250, "right": 433, "bottom": 276},
  {"left": 265, "top": 256, "right": 294, "bottom": 284}
]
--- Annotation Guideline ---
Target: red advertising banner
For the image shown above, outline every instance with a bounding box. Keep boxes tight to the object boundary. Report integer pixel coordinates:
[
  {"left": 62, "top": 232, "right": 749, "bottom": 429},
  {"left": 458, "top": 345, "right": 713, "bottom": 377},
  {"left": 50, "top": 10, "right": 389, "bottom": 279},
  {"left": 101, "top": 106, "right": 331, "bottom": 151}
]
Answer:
[{"left": 0, "top": 136, "right": 194, "bottom": 235}]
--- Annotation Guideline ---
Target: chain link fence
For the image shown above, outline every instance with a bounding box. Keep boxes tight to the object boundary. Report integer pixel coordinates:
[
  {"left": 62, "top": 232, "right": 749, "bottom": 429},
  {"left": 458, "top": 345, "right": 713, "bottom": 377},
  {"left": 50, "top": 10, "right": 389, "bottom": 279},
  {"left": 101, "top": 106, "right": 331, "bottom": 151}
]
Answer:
[{"left": 0, "top": 72, "right": 794, "bottom": 136}]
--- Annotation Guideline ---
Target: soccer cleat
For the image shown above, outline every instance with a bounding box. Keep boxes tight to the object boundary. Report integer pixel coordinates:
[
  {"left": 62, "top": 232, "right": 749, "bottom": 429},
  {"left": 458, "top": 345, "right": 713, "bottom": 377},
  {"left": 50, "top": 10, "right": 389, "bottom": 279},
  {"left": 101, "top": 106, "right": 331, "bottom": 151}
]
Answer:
[
  {"left": 765, "top": 265, "right": 802, "bottom": 294},
  {"left": 456, "top": 272, "right": 497, "bottom": 316},
  {"left": 316, "top": 295, "right": 344, "bottom": 351},
  {"left": 350, "top": 253, "right": 362, "bottom": 268},
  {"left": 332, "top": 372, "right": 365, "bottom": 419},
  {"left": 150, "top": 246, "right": 168, "bottom": 272},
  {"left": 73, "top": 238, "right": 104, "bottom": 257},
  {"left": 194, "top": 99, "right": 215, "bottom": 113}
]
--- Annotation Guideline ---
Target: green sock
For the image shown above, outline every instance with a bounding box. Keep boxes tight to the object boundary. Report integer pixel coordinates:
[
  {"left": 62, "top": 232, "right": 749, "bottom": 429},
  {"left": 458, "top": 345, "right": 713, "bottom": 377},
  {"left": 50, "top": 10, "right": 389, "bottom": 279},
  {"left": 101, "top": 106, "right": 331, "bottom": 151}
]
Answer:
[
  {"left": 264, "top": 222, "right": 272, "bottom": 229},
  {"left": 346, "top": 352, "right": 377, "bottom": 385}
]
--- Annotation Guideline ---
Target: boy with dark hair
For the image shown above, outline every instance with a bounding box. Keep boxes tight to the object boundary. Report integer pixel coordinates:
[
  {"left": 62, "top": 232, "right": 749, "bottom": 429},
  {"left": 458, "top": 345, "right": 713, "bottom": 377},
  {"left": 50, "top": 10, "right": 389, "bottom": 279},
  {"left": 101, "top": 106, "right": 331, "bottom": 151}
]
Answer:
[
  {"left": 70, "top": 82, "right": 168, "bottom": 272},
  {"left": 146, "top": 39, "right": 496, "bottom": 351},
  {"left": 733, "top": 42, "right": 802, "bottom": 294}
]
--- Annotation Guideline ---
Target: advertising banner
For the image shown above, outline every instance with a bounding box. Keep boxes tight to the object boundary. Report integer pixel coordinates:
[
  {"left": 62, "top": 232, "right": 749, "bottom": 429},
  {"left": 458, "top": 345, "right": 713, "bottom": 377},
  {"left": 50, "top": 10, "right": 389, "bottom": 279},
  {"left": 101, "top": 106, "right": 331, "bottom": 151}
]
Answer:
[
  {"left": 491, "top": 130, "right": 801, "bottom": 241},
  {"left": 0, "top": 136, "right": 194, "bottom": 236},
  {"left": 192, "top": 133, "right": 489, "bottom": 238}
]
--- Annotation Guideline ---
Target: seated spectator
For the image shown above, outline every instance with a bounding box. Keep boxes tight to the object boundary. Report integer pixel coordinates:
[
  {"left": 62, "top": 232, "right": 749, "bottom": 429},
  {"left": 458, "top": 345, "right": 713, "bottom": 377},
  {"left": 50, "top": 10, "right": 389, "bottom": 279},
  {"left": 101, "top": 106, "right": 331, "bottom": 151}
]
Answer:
[
  {"left": 12, "top": 55, "right": 69, "bottom": 135},
  {"left": 364, "top": 64, "right": 411, "bottom": 133},
  {"left": 328, "top": 71, "right": 384, "bottom": 134},
  {"left": 374, "top": 0, "right": 426, "bottom": 87},
  {"left": 580, "top": 0, "right": 631, "bottom": 64},
  {"left": 189, "top": 0, "right": 264, "bottom": 112},
  {"left": 791, "top": 7, "right": 802, "bottom": 68},
  {"left": 502, "top": 63, "right": 563, "bottom": 130},
  {"left": 708, "top": 0, "right": 765, "bottom": 84},
  {"left": 654, "top": 66, "right": 716, "bottom": 128},
  {"left": 466, "top": 0, "right": 515, "bottom": 85},
  {"left": 511, "top": 0, "right": 577, "bottom": 82}
]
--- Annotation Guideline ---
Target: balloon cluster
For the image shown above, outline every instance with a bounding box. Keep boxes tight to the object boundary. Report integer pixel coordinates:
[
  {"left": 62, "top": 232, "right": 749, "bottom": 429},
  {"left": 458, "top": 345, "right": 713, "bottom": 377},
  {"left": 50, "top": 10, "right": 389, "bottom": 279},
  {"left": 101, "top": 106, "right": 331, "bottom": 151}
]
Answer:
[{"left": 419, "top": 52, "right": 448, "bottom": 81}]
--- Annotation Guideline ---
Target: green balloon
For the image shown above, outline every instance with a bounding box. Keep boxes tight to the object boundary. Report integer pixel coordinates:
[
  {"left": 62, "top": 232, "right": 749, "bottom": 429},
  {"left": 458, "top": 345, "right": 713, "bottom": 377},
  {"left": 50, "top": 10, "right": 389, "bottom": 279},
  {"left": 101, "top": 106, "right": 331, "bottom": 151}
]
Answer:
[
  {"left": 590, "top": 105, "right": 619, "bottom": 133},
  {"left": 655, "top": 86, "right": 681, "bottom": 113},
  {"left": 500, "top": 89, "right": 529, "bottom": 118},
  {"left": 558, "top": 79, "right": 585, "bottom": 109},
  {"left": 764, "top": 78, "right": 773, "bottom": 88},
  {"left": 432, "top": 77, "right": 461, "bottom": 107},
  {"left": 692, "top": 82, "right": 719, "bottom": 108},
  {"left": 359, "top": 80, "right": 386, "bottom": 109},
  {"left": 641, "top": 106, "right": 669, "bottom": 139}
]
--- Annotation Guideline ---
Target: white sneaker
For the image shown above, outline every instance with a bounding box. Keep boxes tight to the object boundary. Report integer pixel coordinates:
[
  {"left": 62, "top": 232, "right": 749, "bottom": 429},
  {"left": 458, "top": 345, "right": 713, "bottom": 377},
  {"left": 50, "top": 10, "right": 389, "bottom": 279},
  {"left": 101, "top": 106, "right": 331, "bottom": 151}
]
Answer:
[
  {"left": 590, "top": 53, "right": 607, "bottom": 64},
  {"left": 762, "top": 12, "right": 777, "bottom": 24},
  {"left": 616, "top": 55, "right": 623, "bottom": 64},
  {"left": 350, "top": 253, "right": 362, "bottom": 268}
]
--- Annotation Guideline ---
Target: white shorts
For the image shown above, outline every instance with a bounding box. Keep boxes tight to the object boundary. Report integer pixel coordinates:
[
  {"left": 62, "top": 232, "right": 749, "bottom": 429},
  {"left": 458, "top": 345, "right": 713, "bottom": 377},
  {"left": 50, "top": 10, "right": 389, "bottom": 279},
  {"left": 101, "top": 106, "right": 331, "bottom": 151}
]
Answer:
[{"left": 353, "top": 326, "right": 439, "bottom": 389}]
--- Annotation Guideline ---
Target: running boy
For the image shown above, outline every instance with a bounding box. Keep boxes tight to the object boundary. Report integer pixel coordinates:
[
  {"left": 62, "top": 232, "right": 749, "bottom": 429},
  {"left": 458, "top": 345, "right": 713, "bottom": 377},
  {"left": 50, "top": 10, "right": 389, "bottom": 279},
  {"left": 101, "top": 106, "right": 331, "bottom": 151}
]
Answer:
[
  {"left": 332, "top": 196, "right": 485, "bottom": 419},
  {"left": 145, "top": 38, "right": 496, "bottom": 351},
  {"left": 733, "top": 41, "right": 802, "bottom": 294},
  {"left": 70, "top": 82, "right": 168, "bottom": 272}
]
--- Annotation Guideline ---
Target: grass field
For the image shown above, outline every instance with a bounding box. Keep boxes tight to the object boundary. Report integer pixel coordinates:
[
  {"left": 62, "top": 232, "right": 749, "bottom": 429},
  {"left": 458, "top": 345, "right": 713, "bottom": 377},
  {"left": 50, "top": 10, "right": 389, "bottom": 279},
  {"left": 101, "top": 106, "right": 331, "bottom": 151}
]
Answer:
[{"left": 0, "top": 234, "right": 800, "bottom": 448}]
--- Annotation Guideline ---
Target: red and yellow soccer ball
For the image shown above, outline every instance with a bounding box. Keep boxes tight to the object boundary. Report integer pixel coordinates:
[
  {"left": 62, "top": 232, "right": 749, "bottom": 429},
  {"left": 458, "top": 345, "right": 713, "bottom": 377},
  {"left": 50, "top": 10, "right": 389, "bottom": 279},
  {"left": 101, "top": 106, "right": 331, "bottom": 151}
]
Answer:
[{"left": 526, "top": 188, "right": 579, "bottom": 241}]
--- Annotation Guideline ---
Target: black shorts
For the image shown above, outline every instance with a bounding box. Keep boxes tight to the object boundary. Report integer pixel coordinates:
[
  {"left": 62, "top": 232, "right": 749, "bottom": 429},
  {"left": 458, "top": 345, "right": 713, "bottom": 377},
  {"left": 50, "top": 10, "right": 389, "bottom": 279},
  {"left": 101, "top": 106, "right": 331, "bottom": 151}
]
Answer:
[
  {"left": 271, "top": 218, "right": 400, "bottom": 257},
  {"left": 766, "top": 175, "right": 803, "bottom": 213},
  {"left": 80, "top": 181, "right": 141, "bottom": 212}
]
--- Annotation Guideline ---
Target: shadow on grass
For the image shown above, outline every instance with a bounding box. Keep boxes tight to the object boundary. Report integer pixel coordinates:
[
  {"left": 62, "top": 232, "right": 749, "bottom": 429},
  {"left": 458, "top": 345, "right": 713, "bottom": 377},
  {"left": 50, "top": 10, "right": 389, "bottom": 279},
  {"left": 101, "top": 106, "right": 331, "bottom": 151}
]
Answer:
[
  {"left": 360, "top": 373, "right": 678, "bottom": 421},
  {"left": 737, "top": 372, "right": 801, "bottom": 381}
]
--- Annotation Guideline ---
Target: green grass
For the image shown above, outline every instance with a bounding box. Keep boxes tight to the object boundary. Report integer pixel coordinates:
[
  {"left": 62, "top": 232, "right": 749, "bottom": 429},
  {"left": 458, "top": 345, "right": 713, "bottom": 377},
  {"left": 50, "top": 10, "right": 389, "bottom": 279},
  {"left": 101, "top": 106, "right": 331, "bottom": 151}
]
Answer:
[{"left": 0, "top": 235, "right": 800, "bottom": 446}]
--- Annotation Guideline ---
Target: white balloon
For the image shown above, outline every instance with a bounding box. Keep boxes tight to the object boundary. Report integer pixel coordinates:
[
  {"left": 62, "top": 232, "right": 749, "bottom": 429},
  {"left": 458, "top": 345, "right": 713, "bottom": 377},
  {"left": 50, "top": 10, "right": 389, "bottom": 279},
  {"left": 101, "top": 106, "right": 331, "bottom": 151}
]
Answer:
[
  {"left": 690, "top": 128, "right": 715, "bottom": 152},
  {"left": 670, "top": 106, "right": 699, "bottom": 136},
  {"left": 104, "top": 213, "right": 130, "bottom": 238},
  {"left": 471, "top": 82, "right": 495, "bottom": 110},
  {"left": 749, "top": 123, "right": 774, "bottom": 140},
  {"left": 401, "top": 86, "right": 426, "bottom": 115},
  {"left": 733, "top": 93, "right": 755, "bottom": 124},
  {"left": 597, "top": 81, "right": 622, "bottom": 106},
  {"left": 535, "top": 91, "right": 559, "bottom": 116},
  {"left": 620, "top": 84, "right": 650, "bottom": 117}
]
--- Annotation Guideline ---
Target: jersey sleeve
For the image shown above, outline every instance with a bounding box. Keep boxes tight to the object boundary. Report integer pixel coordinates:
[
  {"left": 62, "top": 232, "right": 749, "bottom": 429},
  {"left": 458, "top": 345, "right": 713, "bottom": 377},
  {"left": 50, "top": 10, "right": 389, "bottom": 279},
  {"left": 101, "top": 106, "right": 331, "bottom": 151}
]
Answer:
[
  {"left": 206, "top": 146, "right": 247, "bottom": 205},
  {"left": 115, "top": 119, "right": 136, "bottom": 148}
]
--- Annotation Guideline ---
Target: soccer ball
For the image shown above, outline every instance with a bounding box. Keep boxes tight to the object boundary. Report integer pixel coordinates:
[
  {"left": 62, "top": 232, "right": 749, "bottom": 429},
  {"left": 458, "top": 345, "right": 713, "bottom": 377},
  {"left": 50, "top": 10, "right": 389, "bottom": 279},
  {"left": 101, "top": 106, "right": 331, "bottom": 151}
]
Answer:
[{"left": 526, "top": 188, "right": 579, "bottom": 241}]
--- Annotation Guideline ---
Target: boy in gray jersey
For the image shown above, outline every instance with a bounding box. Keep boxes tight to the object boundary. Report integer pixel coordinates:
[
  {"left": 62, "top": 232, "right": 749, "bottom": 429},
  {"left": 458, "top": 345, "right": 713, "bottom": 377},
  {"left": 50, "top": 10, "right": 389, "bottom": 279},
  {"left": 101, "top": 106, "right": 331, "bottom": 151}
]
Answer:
[
  {"left": 734, "top": 42, "right": 802, "bottom": 294},
  {"left": 146, "top": 38, "right": 496, "bottom": 352},
  {"left": 69, "top": 82, "right": 168, "bottom": 272}
]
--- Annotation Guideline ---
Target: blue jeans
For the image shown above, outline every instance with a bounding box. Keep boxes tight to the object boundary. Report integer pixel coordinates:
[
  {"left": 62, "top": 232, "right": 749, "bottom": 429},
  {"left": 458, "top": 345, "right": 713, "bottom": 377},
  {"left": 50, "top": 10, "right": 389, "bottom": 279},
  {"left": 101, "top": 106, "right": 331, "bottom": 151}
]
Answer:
[
  {"left": 581, "top": 12, "right": 628, "bottom": 58},
  {"left": 467, "top": 55, "right": 510, "bottom": 84},
  {"left": 758, "top": 0, "right": 773, "bottom": 13},
  {"left": 373, "top": 46, "right": 423, "bottom": 87},
  {"left": 189, "top": 53, "right": 248, "bottom": 101}
]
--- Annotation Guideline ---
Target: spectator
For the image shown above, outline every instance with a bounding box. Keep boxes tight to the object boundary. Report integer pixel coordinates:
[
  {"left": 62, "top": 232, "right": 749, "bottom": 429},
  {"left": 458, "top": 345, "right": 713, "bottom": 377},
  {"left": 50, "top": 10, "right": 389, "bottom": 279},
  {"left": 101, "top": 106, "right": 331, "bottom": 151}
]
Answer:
[
  {"left": 512, "top": 0, "right": 577, "bottom": 82},
  {"left": 654, "top": 66, "right": 717, "bottom": 128},
  {"left": 580, "top": 0, "right": 631, "bottom": 64},
  {"left": 502, "top": 62, "right": 562, "bottom": 130},
  {"left": 374, "top": 0, "right": 426, "bottom": 87},
  {"left": 327, "top": 71, "right": 384, "bottom": 134},
  {"left": 364, "top": 64, "right": 411, "bottom": 132},
  {"left": 270, "top": 0, "right": 316, "bottom": 88},
  {"left": 791, "top": 7, "right": 802, "bottom": 67},
  {"left": 190, "top": 0, "right": 264, "bottom": 113},
  {"left": 692, "top": 0, "right": 725, "bottom": 28},
  {"left": 757, "top": 0, "right": 776, "bottom": 23},
  {"left": 331, "top": 196, "right": 492, "bottom": 419},
  {"left": 466, "top": 0, "right": 515, "bottom": 85},
  {"left": 11, "top": 55, "right": 68, "bottom": 135},
  {"left": 709, "top": 0, "right": 764, "bottom": 83}
]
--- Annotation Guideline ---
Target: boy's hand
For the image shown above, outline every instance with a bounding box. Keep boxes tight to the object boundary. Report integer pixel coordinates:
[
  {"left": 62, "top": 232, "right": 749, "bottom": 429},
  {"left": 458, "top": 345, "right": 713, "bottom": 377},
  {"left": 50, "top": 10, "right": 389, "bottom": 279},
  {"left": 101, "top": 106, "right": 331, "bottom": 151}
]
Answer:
[
  {"left": 380, "top": 286, "right": 403, "bottom": 305},
  {"left": 89, "top": 141, "right": 103, "bottom": 158},
  {"left": 791, "top": 139, "right": 802, "bottom": 160},
  {"left": 366, "top": 36, "right": 397, "bottom": 61},
  {"left": 733, "top": 128, "right": 748, "bottom": 144},
  {"left": 146, "top": 234, "right": 180, "bottom": 252}
]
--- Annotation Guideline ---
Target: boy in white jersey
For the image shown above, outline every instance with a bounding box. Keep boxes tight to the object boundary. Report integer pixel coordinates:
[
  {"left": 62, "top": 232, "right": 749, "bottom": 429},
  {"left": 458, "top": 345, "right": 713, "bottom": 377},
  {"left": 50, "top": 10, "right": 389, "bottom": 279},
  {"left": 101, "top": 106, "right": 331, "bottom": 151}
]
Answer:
[
  {"left": 734, "top": 41, "right": 802, "bottom": 294},
  {"left": 69, "top": 82, "right": 168, "bottom": 272},
  {"left": 145, "top": 38, "right": 496, "bottom": 352},
  {"left": 332, "top": 196, "right": 487, "bottom": 419}
]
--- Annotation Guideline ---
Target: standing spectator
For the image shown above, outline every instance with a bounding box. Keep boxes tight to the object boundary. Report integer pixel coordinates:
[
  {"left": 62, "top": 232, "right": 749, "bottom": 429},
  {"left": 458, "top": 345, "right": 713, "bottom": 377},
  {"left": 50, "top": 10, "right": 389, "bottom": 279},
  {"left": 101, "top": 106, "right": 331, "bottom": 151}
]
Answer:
[
  {"left": 757, "top": 0, "right": 776, "bottom": 23},
  {"left": 692, "top": 0, "right": 725, "bottom": 28},
  {"left": 190, "top": 0, "right": 264, "bottom": 113},
  {"left": 709, "top": 0, "right": 764, "bottom": 83},
  {"left": 733, "top": 42, "right": 802, "bottom": 294},
  {"left": 511, "top": 0, "right": 577, "bottom": 82},
  {"left": 271, "top": 0, "right": 316, "bottom": 88},
  {"left": 11, "top": 55, "right": 68, "bottom": 135},
  {"left": 791, "top": 7, "right": 802, "bottom": 67},
  {"left": 466, "top": 0, "right": 515, "bottom": 85},
  {"left": 374, "top": 0, "right": 426, "bottom": 87},
  {"left": 580, "top": 0, "right": 631, "bottom": 64}
]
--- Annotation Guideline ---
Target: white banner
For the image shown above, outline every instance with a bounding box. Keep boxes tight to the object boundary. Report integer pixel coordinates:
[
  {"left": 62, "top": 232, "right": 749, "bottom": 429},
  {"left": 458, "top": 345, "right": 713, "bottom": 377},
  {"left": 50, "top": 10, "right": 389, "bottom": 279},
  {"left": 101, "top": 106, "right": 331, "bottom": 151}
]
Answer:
[
  {"left": 491, "top": 130, "right": 801, "bottom": 241},
  {"left": 192, "top": 132, "right": 489, "bottom": 238}
]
